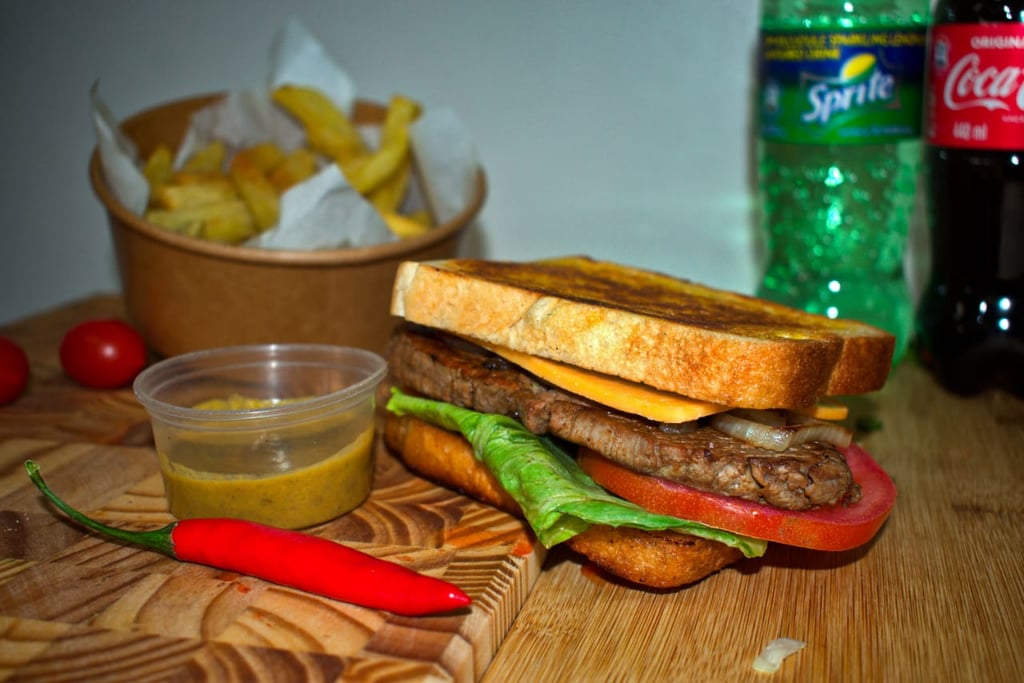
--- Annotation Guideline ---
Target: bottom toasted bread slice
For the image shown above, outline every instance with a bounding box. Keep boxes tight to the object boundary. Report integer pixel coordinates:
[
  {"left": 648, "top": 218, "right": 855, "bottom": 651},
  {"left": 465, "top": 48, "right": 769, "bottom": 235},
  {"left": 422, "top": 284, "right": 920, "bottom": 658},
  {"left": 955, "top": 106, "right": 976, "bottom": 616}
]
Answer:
[
  {"left": 566, "top": 525, "right": 742, "bottom": 589},
  {"left": 381, "top": 411, "right": 743, "bottom": 588}
]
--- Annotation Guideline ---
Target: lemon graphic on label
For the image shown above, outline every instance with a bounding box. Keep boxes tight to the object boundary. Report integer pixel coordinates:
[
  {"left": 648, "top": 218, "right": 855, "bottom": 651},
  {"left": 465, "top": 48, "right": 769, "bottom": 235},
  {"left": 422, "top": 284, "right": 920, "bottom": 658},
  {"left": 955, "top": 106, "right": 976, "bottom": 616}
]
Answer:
[{"left": 840, "top": 54, "right": 876, "bottom": 81}]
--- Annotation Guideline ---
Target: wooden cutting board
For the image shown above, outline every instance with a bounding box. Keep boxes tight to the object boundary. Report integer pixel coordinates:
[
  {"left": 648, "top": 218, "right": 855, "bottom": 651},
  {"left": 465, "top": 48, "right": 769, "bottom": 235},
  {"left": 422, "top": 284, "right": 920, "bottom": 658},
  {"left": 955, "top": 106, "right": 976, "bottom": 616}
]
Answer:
[{"left": 0, "top": 296, "right": 546, "bottom": 682}]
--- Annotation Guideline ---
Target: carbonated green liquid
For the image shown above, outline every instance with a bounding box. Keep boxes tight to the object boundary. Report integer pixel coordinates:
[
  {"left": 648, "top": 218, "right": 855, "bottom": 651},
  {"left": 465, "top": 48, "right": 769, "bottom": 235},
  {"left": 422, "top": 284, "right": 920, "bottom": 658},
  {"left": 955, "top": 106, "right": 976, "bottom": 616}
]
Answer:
[
  {"left": 758, "top": 139, "right": 919, "bottom": 360},
  {"left": 757, "top": 0, "right": 929, "bottom": 362}
]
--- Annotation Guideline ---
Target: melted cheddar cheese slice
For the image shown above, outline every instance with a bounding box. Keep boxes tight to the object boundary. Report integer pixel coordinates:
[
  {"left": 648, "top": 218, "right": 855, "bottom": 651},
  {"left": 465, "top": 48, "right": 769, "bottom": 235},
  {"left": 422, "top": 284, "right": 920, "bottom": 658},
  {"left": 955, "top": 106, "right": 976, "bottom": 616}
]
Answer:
[
  {"left": 794, "top": 400, "right": 849, "bottom": 421},
  {"left": 482, "top": 343, "right": 728, "bottom": 423}
]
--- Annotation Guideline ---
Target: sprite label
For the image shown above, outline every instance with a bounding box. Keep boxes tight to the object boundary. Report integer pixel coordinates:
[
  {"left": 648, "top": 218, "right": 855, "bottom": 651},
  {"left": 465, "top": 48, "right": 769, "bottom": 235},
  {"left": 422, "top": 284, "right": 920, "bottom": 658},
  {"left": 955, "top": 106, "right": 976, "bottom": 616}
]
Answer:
[{"left": 759, "top": 28, "right": 927, "bottom": 144}]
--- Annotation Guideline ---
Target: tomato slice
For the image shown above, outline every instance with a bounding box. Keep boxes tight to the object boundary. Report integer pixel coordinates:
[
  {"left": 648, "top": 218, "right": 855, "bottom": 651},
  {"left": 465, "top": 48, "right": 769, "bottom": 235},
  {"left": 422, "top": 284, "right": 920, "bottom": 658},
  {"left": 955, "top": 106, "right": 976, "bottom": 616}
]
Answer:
[{"left": 577, "top": 444, "right": 896, "bottom": 551}]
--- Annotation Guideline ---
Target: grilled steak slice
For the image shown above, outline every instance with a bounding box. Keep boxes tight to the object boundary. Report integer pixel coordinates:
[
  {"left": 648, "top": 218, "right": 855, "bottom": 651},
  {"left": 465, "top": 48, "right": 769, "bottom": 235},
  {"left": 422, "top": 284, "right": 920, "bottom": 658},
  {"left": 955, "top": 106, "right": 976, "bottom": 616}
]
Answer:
[{"left": 384, "top": 326, "right": 861, "bottom": 510}]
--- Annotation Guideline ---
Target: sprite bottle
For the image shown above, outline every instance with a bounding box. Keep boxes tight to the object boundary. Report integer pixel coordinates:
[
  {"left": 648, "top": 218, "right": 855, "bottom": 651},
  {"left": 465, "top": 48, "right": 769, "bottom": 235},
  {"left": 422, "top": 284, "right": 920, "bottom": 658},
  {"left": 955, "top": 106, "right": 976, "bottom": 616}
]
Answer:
[{"left": 757, "top": 0, "right": 929, "bottom": 363}]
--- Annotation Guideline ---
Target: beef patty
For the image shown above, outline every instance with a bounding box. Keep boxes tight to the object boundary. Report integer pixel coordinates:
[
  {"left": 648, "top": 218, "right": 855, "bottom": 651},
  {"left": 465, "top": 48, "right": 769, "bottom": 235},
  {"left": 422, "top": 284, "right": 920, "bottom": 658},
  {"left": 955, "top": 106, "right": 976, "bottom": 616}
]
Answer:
[{"left": 383, "top": 326, "right": 861, "bottom": 511}]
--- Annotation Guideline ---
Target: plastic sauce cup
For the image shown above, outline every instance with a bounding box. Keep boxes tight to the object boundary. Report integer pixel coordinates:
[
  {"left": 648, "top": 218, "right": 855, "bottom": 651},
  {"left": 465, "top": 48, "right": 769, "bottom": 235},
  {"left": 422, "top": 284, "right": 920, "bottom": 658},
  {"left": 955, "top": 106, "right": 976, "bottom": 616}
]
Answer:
[{"left": 133, "top": 344, "right": 387, "bottom": 528}]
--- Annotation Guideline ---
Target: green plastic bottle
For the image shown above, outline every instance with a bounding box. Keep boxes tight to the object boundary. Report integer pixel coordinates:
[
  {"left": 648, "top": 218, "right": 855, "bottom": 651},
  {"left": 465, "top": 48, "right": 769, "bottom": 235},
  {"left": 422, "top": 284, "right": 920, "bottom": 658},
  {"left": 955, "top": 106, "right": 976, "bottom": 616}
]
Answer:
[{"left": 757, "top": 0, "right": 929, "bottom": 363}]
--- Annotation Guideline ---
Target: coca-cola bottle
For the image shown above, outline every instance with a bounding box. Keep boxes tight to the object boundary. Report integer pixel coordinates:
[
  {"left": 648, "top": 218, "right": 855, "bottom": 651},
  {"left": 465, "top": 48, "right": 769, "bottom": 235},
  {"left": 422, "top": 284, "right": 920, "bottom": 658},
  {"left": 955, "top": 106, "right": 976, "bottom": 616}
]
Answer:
[{"left": 916, "top": 0, "right": 1024, "bottom": 396}]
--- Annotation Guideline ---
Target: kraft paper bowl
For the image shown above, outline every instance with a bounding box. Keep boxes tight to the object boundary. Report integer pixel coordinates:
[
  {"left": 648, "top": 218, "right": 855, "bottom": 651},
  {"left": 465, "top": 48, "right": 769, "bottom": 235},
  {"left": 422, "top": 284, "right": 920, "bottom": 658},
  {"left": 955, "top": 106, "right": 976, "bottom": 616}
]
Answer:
[{"left": 89, "top": 93, "right": 486, "bottom": 357}]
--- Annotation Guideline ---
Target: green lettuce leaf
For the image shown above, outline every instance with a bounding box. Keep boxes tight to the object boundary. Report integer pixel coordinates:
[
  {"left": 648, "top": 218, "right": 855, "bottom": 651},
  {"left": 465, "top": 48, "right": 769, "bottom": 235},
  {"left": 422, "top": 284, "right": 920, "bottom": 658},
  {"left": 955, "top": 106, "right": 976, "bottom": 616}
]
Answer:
[{"left": 386, "top": 388, "right": 767, "bottom": 558}]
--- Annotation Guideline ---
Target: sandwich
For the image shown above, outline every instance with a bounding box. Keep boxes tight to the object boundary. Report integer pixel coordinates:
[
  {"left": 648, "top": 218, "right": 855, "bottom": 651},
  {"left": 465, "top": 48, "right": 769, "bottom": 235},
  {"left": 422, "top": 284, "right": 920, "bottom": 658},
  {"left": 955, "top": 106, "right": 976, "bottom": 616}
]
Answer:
[{"left": 380, "top": 256, "right": 898, "bottom": 588}]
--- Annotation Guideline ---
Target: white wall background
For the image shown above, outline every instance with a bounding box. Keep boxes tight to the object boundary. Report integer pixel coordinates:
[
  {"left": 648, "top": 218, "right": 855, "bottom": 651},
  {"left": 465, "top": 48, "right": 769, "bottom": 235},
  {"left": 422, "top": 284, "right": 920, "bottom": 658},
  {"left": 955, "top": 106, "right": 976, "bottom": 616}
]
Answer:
[{"left": 0, "top": 0, "right": 762, "bottom": 325}]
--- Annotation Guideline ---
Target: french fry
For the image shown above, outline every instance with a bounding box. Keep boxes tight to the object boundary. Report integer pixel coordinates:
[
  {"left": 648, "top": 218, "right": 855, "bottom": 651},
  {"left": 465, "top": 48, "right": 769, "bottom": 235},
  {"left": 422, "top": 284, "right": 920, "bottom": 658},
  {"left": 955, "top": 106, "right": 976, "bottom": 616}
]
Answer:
[
  {"left": 367, "top": 161, "right": 410, "bottom": 214},
  {"left": 304, "top": 126, "right": 369, "bottom": 166},
  {"left": 381, "top": 95, "right": 422, "bottom": 146},
  {"left": 272, "top": 85, "right": 368, "bottom": 164},
  {"left": 341, "top": 131, "right": 406, "bottom": 195},
  {"left": 145, "top": 210, "right": 201, "bottom": 236},
  {"left": 166, "top": 170, "right": 228, "bottom": 186},
  {"left": 145, "top": 199, "right": 256, "bottom": 244},
  {"left": 179, "top": 221, "right": 204, "bottom": 239},
  {"left": 381, "top": 211, "right": 431, "bottom": 239},
  {"left": 142, "top": 145, "right": 174, "bottom": 191},
  {"left": 198, "top": 204, "right": 258, "bottom": 244},
  {"left": 181, "top": 141, "right": 227, "bottom": 173},
  {"left": 366, "top": 96, "right": 421, "bottom": 213},
  {"left": 151, "top": 178, "right": 237, "bottom": 211},
  {"left": 407, "top": 208, "right": 434, "bottom": 228},
  {"left": 268, "top": 147, "right": 318, "bottom": 192},
  {"left": 342, "top": 94, "right": 421, "bottom": 196},
  {"left": 233, "top": 142, "right": 285, "bottom": 173},
  {"left": 229, "top": 155, "right": 279, "bottom": 231}
]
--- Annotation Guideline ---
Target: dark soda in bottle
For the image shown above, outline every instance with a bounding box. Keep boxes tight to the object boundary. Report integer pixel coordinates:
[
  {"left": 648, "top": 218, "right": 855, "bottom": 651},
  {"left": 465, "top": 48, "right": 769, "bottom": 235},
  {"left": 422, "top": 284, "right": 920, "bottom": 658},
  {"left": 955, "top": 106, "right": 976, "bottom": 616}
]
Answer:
[{"left": 916, "top": 0, "right": 1024, "bottom": 397}]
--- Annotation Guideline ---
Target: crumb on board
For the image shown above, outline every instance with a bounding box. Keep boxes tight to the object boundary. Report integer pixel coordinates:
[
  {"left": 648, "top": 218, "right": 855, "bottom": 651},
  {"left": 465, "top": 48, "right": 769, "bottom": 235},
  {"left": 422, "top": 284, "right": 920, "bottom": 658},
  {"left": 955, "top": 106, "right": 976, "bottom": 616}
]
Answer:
[{"left": 753, "top": 638, "right": 806, "bottom": 673}]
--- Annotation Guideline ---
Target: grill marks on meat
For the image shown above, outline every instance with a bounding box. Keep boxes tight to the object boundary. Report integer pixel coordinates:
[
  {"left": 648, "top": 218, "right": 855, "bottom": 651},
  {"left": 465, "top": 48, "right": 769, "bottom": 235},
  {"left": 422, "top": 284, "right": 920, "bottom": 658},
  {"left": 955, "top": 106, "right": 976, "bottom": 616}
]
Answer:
[{"left": 385, "top": 327, "right": 861, "bottom": 511}]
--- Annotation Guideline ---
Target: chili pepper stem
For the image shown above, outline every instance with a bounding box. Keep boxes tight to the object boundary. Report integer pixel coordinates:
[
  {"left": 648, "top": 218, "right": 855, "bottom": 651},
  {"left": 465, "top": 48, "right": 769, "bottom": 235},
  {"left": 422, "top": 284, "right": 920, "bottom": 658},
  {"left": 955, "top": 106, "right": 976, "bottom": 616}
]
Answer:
[{"left": 24, "top": 460, "right": 175, "bottom": 556}]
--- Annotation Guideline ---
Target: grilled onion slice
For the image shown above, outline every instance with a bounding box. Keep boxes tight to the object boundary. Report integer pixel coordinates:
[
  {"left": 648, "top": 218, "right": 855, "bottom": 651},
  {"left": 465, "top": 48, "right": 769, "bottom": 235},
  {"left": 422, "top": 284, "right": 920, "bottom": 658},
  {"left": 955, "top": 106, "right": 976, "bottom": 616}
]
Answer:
[{"left": 709, "top": 410, "right": 852, "bottom": 452}]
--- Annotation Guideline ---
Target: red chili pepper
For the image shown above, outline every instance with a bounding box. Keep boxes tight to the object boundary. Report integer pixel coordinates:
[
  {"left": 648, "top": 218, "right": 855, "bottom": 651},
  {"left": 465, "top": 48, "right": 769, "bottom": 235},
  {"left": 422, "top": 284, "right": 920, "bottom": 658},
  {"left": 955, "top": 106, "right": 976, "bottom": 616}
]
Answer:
[{"left": 24, "top": 461, "right": 471, "bottom": 616}]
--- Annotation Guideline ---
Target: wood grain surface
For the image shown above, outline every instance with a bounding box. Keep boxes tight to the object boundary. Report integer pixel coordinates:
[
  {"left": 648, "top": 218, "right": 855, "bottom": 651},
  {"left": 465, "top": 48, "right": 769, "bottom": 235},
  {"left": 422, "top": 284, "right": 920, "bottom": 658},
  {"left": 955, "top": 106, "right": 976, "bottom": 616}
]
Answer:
[
  {"left": 2, "top": 295, "right": 1024, "bottom": 682},
  {"left": 483, "top": 340, "right": 1024, "bottom": 682},
  {"left": 0, "top": 295, "right": 543, "bottom": 682}
]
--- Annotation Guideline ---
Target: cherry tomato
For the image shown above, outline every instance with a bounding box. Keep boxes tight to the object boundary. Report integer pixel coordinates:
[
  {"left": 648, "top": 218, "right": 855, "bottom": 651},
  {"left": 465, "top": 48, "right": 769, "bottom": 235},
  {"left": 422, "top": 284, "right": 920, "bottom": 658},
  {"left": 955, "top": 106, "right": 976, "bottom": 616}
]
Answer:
[
  {"left": 59, "top": 319, "right": 147, "bottom": 389},
  {"left": 578, "top": 443, "right": 896, "bottom": 552},
  {"left": 0, "top": 337, "right": 30, "bottom": 404}
]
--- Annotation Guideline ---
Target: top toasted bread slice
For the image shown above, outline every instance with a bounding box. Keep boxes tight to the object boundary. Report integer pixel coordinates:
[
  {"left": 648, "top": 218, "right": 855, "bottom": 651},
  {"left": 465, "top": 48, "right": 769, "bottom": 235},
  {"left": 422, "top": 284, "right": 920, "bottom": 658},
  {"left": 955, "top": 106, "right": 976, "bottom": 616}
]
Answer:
[{"left": 390, "top": 256, "right": 894, "bottom": 409}]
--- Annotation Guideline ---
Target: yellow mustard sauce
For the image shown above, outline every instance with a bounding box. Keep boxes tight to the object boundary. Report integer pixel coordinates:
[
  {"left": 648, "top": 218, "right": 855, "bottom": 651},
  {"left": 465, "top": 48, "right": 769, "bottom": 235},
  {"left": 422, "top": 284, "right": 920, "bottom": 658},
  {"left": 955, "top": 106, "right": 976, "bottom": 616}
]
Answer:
[
  {"left": 191, "top": 394, "right": 306, "bottom": 410},
  {"left": 158, "top": 395, "right": 375, "bottom": 528}
]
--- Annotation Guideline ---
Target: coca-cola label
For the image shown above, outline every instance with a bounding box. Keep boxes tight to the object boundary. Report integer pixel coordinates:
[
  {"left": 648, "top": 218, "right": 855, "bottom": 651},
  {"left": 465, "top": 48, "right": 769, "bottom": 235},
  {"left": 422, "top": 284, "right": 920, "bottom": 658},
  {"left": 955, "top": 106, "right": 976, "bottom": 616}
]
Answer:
[
  {"left": 926, "top": 24, "right": 1024, "bottom": 150},
  {"left": 760, "top": 27, "right": 927, "bottom": 144}
]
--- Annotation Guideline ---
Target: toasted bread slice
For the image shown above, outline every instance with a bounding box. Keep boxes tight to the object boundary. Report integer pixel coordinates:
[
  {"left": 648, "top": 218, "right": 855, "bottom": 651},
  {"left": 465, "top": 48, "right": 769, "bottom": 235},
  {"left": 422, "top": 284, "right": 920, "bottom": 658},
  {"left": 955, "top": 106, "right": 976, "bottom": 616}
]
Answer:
[{"left": 391, "top": 256, "right": 894, "bottom": 409}]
